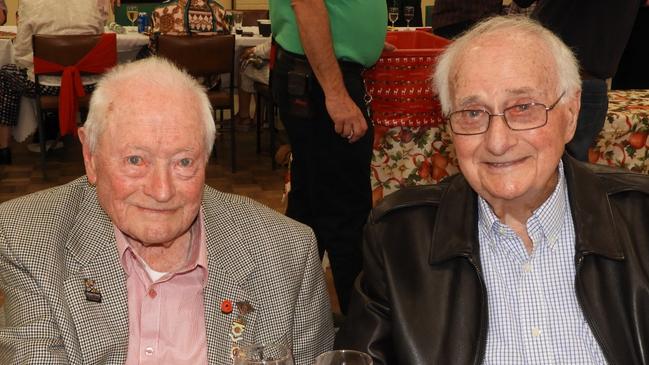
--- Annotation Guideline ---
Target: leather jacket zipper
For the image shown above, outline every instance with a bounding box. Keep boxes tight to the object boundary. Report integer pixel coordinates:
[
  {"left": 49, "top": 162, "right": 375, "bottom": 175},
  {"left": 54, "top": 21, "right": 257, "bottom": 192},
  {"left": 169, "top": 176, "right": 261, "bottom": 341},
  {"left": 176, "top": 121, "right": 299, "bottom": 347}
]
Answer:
[
  {"left": 575, "top": 253, "right": 613, "bottom": 364},
  {"left": 467, "top": 255, "right": 488, "bottom": 365}
]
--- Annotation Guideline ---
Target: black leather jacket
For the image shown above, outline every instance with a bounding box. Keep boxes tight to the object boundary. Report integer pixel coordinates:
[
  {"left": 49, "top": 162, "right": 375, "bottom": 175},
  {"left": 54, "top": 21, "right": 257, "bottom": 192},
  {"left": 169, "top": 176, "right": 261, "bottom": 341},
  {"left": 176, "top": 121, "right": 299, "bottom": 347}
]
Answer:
[{"left": 336, "top": 156, "right": 649, "bottom": 364}]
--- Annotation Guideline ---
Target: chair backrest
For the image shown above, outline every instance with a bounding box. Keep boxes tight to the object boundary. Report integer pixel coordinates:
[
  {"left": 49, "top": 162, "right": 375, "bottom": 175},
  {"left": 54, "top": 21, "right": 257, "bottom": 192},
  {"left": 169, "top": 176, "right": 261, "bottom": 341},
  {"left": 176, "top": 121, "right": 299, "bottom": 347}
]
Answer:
[
  {"left": 32, "top": 34, "right": 106, "bottom": 70},
  {"left": 240, "top": 9, "right": 270, "bottom": 26},
  {"left": 157, "top": 34, "right": 235, "bottom": 79}
]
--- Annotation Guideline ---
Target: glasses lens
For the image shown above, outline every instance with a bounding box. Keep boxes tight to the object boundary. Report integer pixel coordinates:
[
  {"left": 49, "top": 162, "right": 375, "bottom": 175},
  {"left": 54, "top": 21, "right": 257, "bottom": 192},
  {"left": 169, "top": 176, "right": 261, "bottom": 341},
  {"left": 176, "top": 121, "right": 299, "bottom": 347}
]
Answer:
[
  {"left": 450, "top": 110, "right": 488, "bottom": 134},
  {"left": 504, "top": 103, "right": 547, "bottom": 130}
]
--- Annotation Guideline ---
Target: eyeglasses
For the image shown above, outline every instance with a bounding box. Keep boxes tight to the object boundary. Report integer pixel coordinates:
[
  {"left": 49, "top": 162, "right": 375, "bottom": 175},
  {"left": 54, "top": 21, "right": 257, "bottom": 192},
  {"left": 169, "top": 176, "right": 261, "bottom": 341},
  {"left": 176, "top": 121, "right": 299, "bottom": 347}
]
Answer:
[{"left": 447, "top": 91, "right": 566, "bottom": 135}]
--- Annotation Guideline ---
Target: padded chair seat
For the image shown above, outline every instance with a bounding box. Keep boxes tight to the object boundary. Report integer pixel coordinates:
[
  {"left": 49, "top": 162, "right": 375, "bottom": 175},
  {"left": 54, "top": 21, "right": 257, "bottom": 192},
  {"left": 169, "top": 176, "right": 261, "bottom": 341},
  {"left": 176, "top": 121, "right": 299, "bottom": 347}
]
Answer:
[
  {"left": 206, "top": 90, "right": 231, "bottom": 108},
  {"left": 38, "top": 93, "right": 92, "bottom": 110}
]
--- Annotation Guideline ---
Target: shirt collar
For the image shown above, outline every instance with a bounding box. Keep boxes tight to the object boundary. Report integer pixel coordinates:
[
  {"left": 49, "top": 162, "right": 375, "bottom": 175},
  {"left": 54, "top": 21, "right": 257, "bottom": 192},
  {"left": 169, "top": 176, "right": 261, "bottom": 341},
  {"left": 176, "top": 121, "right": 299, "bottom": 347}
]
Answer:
[
  {"left": 477, "top": 161, "right": 568, "bottom": 251},
  {"left": 114, "top": 208, "right": 209, "bottom": 283}
]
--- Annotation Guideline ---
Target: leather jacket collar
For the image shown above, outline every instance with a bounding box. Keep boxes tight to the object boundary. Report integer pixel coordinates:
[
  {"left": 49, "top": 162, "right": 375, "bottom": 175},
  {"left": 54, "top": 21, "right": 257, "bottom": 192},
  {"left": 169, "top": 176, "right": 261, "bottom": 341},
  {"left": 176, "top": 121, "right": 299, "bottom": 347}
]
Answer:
[{"left": 428, "top": 155, "right": 624, "bottom": 265}]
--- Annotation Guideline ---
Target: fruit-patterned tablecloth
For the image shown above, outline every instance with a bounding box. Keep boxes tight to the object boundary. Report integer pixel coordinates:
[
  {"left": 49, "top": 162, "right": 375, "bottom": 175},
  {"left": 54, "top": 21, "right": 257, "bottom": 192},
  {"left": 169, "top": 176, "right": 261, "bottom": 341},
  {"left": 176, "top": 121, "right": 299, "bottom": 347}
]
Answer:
[
  {"left": 588, "top": 89, "right": 649, "bottom": 173},
  {"left": 371, "top": 89, "right": 649, "bottom": 204}
]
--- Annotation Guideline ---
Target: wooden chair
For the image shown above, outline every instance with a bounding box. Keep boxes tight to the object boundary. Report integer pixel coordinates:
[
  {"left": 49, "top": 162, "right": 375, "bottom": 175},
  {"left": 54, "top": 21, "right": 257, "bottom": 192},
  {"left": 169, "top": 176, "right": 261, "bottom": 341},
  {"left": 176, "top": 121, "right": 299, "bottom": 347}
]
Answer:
[
  {"left": 32, "top": 33, "right": 117, "bottom": 177},
  {"left": 253, "top": 81, "right": 279, "bottom": 170},
  {"left": 157, "top": 34, "right": 237, "bottom": 171}
]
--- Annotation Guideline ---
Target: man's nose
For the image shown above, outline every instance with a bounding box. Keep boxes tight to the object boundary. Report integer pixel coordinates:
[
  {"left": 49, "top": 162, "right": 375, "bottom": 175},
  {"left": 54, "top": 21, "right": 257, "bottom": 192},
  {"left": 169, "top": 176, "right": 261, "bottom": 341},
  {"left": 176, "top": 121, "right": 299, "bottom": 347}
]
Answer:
[
  {"left": 144, "top": 162, "right": 175, "bottom": 202},
  {"left": 484, "top": 114, "right": 517, "bottom": 155}
]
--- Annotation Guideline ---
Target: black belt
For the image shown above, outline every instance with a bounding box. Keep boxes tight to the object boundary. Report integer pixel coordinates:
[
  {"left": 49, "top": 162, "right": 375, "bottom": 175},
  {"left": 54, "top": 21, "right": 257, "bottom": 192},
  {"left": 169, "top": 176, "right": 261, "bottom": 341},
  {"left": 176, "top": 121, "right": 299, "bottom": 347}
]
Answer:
[{"left": 275, "top": 46, "right": 365, "bottom": 74}]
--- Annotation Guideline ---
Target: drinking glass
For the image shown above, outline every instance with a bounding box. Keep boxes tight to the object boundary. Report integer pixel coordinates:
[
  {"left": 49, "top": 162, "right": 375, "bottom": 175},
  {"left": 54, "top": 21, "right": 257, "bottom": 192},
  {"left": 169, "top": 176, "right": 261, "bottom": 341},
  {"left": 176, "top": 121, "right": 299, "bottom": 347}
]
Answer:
[
  {"left": 315, "top": 350, "right": 373, "bottom": 365},
  {"left": 233, "top": 343, "right": 294, "bottom": 365},
  {"left": 403, "top": 6, "right": 415, "bottom": 29},
  {"left": 232, "top": 10, "right": 244, "bottom": 35},
  {"left": 388, "top": 6, "right": 399, "bottom": 28},
  {"left": 126, "top": 5, "right": 139, "bottom": 27}
]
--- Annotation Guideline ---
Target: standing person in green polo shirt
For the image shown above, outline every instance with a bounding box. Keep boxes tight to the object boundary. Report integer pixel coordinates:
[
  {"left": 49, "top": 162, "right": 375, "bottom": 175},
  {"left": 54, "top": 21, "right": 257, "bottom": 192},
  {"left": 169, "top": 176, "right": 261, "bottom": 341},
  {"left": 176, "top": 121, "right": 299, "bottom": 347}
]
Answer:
[{"left": 269, "top": 0, "right": 387, "bottom": 315}]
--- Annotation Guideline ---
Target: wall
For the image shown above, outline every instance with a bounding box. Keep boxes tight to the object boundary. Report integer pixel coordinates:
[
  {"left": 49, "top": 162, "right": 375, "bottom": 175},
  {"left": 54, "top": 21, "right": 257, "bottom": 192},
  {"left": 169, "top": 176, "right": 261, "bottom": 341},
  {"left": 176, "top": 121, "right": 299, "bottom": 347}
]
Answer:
[{"left": 4, "top": 0, "right": 17, "bottom": 25}]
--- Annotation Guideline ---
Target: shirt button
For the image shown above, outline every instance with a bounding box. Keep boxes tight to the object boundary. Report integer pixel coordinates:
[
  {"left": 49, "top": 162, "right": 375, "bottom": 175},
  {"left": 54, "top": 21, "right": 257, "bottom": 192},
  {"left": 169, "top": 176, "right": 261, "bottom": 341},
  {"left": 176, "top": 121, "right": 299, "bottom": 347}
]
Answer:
[
  {"left": 523, "top": 262, "right": 532, "bottom": 273},
  {"left": 145, "top": 347, "right": 154, "bottom": 356},
  {"left": 148, "top": 288, "right": 157, "bottom": 298},
  {"left": 532, "top": 327, "right": 541, "bottom": 337},
  {"left": 498, "top": 227, "right": 506, "bottom": 235}
]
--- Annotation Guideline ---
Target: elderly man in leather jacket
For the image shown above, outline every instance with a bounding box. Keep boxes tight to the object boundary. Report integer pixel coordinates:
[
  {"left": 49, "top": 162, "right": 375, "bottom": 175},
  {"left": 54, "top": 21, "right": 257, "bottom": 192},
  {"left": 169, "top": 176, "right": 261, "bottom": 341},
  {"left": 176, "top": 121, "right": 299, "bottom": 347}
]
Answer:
[{"left": 336, "top": 16, "right": 649, "bottom": 365}]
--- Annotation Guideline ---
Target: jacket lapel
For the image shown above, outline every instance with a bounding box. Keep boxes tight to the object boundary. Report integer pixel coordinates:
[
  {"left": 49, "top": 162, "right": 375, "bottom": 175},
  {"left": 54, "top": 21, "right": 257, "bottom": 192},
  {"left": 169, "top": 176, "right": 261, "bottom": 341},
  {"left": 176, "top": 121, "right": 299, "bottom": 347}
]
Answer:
[
  {"left": 562, "top": 156, "right": 624, "bottom": 259},
  {"left": 201, "top": 192, "right": 258, "bottom": 364},
  {"left": 62, "top": 186, "right": 129, "bottom": 364}
]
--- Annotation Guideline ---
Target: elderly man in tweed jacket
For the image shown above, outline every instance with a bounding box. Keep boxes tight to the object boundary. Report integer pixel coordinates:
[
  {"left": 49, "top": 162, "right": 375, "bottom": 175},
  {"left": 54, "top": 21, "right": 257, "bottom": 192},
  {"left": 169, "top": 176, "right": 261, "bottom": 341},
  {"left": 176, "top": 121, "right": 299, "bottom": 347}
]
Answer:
[{"left": 0, "top": 57, "right": 334, "bottom": 364}]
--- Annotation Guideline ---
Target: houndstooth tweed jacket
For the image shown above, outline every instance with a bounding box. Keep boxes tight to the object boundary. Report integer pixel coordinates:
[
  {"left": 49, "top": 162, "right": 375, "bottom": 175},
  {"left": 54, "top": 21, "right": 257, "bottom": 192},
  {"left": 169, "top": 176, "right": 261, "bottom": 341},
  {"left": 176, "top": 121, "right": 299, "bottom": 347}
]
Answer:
[{"left": 0, "top": 177, "right": 334, "bottom": 364}]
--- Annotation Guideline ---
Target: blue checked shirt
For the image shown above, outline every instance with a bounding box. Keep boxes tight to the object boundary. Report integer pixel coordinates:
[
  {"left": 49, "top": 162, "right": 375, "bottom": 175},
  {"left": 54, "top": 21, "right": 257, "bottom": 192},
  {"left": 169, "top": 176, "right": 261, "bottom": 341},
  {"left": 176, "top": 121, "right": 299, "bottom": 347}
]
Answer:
[{"left": 478, "top": 162, "right": 607, "bottom": 364}]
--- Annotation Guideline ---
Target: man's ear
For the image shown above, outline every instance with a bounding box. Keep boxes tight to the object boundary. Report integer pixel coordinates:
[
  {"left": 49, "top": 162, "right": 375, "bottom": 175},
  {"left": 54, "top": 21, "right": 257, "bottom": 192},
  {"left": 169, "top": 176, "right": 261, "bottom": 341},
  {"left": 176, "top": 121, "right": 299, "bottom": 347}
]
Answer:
[
  {"left": 563, "top": 89, "right": 581, "bottom": 144},
  {"left": 78, "top": 128, "right": 98, "bottom": 185}
]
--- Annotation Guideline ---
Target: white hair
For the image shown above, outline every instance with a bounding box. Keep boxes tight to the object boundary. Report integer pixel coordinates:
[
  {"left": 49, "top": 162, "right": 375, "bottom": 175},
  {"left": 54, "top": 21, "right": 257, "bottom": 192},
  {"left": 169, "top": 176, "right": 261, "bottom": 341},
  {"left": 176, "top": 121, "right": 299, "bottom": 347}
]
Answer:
[
  {"left": 84, "top": 57, "right": 216, "bottom": 156},
  {"left": 433, "top": 15, "right": 581, "bottom": 115}
]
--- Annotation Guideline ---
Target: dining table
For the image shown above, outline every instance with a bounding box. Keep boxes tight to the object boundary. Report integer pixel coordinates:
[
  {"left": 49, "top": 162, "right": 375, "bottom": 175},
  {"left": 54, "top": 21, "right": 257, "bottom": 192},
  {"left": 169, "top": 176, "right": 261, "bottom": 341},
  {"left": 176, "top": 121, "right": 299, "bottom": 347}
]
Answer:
[
  {"left": 370, "top": 89, "right": 649, "bottom": 204},
  {"left": 0, "top": 25, "right": 270, "bottom": 143}
]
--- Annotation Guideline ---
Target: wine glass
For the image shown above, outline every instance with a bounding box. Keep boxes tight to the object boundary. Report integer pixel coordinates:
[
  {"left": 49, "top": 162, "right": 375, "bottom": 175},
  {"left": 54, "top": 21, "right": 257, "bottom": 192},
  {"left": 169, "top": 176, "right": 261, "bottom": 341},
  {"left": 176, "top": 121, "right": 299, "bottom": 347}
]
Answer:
[
  {"left": 388, "top": 6, "right": 399, "bottom": 28},
  {"left": 126, "top": 5, "right": 139, "bottom": 27},
  {"left": 315, "top": 350, "right": 373, "bottom": 365},
  {"left": 232, "top": 11, "right": 244, "bottom": 35},
  {"left": 233, "top": 343, "right": 294, "bottom": 365},
  {"left": 403, "top": 6, "right": 415, "bottom": 29}
]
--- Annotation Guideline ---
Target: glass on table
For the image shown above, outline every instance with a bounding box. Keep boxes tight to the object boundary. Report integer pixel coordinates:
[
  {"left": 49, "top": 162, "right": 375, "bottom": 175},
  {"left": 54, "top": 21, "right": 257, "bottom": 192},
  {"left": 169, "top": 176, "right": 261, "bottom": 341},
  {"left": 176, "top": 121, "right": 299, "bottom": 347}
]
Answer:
[
  {"left": 232, "top": 10, "right": 244, "bottom": 35},
  {"left": 403, "top": 6, "right": 415, "bottom": 28},
  {"left": 315, "top": 350, "right": 373, "bottom": 365},
  {"left": 126, "top": 5, "right": 139, "bottom": 27},
  {"left": 233, "top": 343, "right": 294, "bottom": 365},
  {"left": 388, "top": 6, "right": 399, "bottom": 28}
]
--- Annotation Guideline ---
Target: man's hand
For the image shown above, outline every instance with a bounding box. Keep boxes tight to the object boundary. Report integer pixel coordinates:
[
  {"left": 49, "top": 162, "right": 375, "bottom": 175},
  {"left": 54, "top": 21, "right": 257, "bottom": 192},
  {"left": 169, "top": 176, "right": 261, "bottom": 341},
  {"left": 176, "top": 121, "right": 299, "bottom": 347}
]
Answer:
[{"left": 325, "top": 91, "right": 367, "bottom": 143}]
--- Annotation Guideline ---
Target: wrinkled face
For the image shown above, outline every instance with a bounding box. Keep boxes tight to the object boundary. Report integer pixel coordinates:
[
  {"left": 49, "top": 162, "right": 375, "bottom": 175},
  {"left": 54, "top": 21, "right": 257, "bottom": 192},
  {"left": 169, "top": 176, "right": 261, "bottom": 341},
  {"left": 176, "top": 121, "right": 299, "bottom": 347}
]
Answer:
[
  {"left": 448, "top": 33, "right": 579, "bottom": 211},
  {"left": 80, "top": 88, "right": 207, "bottom": 247}
]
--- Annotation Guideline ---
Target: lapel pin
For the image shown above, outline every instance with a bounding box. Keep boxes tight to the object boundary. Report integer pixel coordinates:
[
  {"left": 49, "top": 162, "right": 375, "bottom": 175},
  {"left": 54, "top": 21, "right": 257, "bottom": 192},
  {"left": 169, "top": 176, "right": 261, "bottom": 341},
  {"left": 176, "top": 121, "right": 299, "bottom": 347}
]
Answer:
[
  {"left": 221, "top": 299, "right": 233, "bottom": 314},
  {"left": 236, "top": 300, "right": 254, "bottom": 316},
  {"left": 83, "top": 278, "right": 102, "bottom": 303}
]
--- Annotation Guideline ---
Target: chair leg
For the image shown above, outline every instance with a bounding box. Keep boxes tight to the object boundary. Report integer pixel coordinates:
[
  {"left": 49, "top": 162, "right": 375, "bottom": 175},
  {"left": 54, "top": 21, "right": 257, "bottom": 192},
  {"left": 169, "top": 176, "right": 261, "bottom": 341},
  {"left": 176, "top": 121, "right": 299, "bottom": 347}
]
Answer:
[
  {"left": 230, "top": 108, "right": 236, "bottom": 173},
  {"left": 36, "top": 109, "right": 48, "bottom": 179}
]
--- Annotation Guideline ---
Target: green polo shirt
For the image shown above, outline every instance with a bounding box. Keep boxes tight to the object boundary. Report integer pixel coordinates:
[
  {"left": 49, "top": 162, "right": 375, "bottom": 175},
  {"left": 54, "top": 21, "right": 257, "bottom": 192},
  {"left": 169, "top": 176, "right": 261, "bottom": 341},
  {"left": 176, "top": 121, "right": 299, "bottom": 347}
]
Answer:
[{"left": 270, "top": 0, "right": 387, "bottom": 68}]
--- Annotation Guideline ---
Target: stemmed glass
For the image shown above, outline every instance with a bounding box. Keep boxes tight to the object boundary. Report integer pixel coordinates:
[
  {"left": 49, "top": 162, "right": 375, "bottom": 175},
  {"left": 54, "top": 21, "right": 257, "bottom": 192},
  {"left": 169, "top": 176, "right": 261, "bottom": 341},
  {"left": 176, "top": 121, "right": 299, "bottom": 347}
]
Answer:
[
  {"left": 126, "top": 5, "right": 139, "bottom": 27},
  {"left": 315, "top": 350, "right": 373, "bottom": 365},
  {"left": 233, "top": 343, "right": 294, "bottom": 365},
  {"left": 388, "top": 7, "right": 399, "bottom": 29},
  {"left": 403, "top": 6, "right": 415, "bottom": 29}
]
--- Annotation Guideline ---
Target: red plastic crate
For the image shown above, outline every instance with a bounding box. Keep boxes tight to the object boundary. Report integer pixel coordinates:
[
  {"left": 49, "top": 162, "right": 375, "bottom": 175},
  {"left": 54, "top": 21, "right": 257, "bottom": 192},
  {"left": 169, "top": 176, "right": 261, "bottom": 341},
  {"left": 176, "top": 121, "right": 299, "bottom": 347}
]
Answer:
[{"left": 364, "top": 31, "right": 451, "bottom": 127}]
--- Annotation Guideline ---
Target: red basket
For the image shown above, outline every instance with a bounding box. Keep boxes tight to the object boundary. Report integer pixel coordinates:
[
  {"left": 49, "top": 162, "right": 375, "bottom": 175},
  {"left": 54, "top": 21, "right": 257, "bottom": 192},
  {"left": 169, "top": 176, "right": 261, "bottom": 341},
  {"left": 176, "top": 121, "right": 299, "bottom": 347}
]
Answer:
[{"left": 364, "top": 31, "right": 451, "bottom": 128}]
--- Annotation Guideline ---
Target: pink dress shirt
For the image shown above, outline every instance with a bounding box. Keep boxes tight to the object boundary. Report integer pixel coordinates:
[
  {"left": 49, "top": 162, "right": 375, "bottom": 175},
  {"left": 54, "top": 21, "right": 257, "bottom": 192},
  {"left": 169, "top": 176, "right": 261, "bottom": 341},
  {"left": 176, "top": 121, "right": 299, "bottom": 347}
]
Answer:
[{"left": 115, "top": 211, "right": 209, "bottom": 365}]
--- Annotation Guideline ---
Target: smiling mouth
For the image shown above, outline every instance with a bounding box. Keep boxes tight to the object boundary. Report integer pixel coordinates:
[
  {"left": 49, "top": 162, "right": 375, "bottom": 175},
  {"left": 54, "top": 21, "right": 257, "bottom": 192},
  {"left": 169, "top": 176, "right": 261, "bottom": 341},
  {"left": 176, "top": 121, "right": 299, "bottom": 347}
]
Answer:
[
  {"left": 137, "top": 206, "right": 177, "bottom": 214},
  {"left": 485, "top": 156, "right": 528, "bottom": 168}
]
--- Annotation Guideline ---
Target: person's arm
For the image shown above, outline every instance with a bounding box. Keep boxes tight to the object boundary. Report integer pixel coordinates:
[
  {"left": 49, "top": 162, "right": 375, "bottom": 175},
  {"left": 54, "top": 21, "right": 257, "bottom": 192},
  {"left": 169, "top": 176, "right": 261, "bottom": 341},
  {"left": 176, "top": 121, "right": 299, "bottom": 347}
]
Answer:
[
  {"left": 0, "top": 231, "right": 68, "bottom": 363},
  {"left": 291, "top": 230, "right": 335, "bottom": 364},
  {"left": 291, "top": 0, "right": 367, "bottom": 143}
]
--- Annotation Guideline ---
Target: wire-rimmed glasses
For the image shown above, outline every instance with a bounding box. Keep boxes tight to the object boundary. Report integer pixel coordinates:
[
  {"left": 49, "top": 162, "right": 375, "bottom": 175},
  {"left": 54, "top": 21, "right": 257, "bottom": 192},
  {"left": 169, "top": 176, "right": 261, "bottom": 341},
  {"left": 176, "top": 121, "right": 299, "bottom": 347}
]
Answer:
[{"left": 447, "top": 92, "right": 566, "bottom": 135}]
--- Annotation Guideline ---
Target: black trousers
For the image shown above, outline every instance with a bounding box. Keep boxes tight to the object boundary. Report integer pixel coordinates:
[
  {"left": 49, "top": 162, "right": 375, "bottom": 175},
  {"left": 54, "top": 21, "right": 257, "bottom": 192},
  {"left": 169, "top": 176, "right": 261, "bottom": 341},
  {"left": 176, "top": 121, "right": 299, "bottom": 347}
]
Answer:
[
  {"left": 271, "top": 49, "right": 373, "bottom": 314},
  {"left": 567, "top": 78, "right": 608, "bottom": 162}
]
